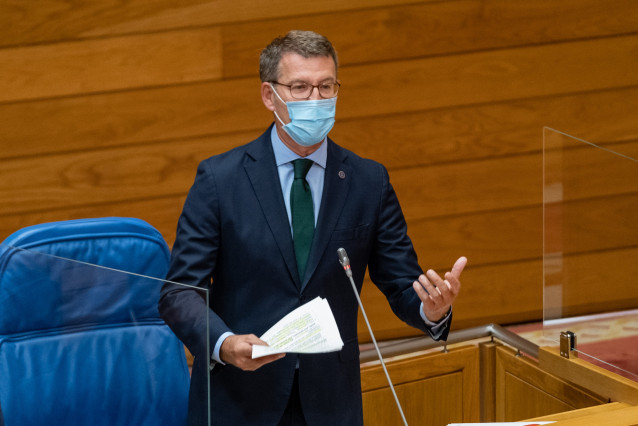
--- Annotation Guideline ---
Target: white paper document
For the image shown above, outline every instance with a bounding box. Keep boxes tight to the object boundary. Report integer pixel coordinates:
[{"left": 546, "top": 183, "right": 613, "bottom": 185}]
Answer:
[{"left": 252, "top": 297, "right": 344, "bottom": 359}]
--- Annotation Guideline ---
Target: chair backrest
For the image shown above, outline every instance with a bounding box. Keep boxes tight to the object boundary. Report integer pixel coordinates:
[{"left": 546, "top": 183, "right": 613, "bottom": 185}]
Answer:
[{"left": 0, "top": 218, "right": 189, "bottom": 426}]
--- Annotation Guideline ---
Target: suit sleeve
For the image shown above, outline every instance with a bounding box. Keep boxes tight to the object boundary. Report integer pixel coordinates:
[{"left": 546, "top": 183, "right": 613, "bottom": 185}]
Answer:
[
  {"left": 158, "top": 161, "right": 233, "bottom": 361},
  {"left": 367, "top": 165, "right": 451, "bottom": 341}
]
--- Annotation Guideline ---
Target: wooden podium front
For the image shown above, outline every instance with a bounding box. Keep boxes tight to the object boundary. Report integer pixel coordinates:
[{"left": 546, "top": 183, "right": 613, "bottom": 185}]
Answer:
[
  {"left": 527, "top": 402, "right": 638, "bottom": 425},
  {"left": 359, "top": 330, "right": 638, "bottom": 425}
]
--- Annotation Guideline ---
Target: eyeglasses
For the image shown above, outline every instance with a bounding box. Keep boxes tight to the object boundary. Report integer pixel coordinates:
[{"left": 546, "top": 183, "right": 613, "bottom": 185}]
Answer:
[{"left": 271, "top": 81, "right": 340, "bottom": 100}]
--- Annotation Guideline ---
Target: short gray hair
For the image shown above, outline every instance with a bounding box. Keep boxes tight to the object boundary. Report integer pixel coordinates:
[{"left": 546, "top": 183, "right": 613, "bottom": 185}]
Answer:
[{"left": 259, "top": 30, "right": 339, "bottom": 82}]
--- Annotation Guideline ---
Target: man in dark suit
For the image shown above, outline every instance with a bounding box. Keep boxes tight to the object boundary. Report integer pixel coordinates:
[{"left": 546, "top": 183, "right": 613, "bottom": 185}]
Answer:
[{"left": 159, "top": 30, "right": 466, "bottom": 426}]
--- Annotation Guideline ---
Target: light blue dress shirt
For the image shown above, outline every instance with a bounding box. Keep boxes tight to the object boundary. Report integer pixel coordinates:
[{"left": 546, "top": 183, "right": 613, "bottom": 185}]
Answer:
[{"left": 270, "top": 126, "right": 327, "bottom": 231}]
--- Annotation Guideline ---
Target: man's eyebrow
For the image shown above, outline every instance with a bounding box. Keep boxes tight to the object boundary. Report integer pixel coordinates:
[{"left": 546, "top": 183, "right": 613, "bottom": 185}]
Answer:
[{"left": 287, "top": 78, "right": 337, "bottom": 84}]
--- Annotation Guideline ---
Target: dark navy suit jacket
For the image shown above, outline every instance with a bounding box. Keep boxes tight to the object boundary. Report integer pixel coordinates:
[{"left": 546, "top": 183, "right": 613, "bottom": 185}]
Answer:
[{"left": 159, "top": 126, "right": 451, "bottom": 425}]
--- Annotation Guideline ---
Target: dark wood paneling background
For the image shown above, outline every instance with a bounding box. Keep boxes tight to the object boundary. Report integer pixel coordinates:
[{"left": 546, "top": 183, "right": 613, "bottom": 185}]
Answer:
[{"left": 2, "top": 0, "right": 637, "bottom": 341}]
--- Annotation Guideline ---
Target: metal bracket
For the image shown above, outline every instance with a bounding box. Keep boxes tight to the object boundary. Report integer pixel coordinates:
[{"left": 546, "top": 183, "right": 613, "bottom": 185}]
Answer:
[{"left": 560, "top": 331, "right": 577, "bottom": 358}]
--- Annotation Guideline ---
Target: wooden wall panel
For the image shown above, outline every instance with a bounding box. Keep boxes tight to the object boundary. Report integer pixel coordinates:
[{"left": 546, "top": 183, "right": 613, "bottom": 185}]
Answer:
[
  {"left": 337, "top": 35, "right": 638, "bottom": 117},
  {"left": 334, "top": 88, "right": 638, "bottom": 169},
  {"left": 555, "top": 247, "right": 638, "bottom": 317},
  {"left": 0, "top": 137, "right": 231, "bottom": 215},
  {"left": 0, "top": 142, "right": 544, "bottom": 218},
  {"left": 359, "top": 244, "right": 638, "bottom": 339},
  {"left": 359, "top": 260, "right": 544, "bottom": 340},
  {"left": 0, "top": 79, "right": 268, "bottom": 159},
  {"left": 0, "top": 0, "right": 427, "bottom": 47},
  {"left": 222, "top": 0, "right": 638, "bottom": 79},
  {"left": 0, "top": 197, "right": 186, "bottom": 246},
  {"left": 3, "top": 36, "right": 638, "bottom": 158},
  {"left": 0, "top": 28, "right": 223, "bottom": 103},
  {"left": 544, "top": 140, "right": 638, "bottom": 202},
  {"left": 1, "top": 0, "right": 637, "bottom": 340},
  {"left": 558, "top": 194, "right": 638, "bottom": 253}
]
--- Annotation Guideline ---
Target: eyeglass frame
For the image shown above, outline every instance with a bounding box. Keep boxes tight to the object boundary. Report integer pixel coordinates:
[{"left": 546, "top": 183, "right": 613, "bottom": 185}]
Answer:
[{"left": 270, "top": 80, "right": 341, "bottom": 100}]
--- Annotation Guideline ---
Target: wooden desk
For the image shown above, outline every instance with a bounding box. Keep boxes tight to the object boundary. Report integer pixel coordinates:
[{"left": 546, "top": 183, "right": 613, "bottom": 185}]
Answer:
[{"left": 527, "top": 402, "right": 638, "bottom": 425}]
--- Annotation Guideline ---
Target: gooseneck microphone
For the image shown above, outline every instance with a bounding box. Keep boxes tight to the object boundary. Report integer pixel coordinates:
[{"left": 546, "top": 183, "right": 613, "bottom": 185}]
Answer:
[
  {"left": 337, "top": 248, "right": 408, "bottom": 426},
  {"left": 337, "top": 248, "right": 352, "bottom": 278}
]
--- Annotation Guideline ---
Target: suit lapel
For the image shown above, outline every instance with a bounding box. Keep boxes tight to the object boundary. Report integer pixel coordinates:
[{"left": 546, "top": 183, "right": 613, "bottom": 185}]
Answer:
[
  {"left": 302, "top": 141, "right": 350, "bottom": 288},
  {"left": 243, "top": 133, "right": 301, "bottom": 288}
]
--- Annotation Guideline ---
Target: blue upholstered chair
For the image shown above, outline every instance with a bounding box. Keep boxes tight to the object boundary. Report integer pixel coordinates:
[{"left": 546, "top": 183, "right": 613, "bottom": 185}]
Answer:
[{"left": 0, "top": 218, "right": 189, "bottom": 426}]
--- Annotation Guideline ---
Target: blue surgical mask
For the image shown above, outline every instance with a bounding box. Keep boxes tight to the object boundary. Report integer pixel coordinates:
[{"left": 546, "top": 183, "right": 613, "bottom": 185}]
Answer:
[{"left": 271, "top": 84, "right": 337, "bottom": 147}]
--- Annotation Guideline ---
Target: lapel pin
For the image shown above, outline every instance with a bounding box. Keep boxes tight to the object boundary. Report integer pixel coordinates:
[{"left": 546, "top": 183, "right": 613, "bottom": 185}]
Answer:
[{"left": 338, "top": 170, "right": 346, "bottom": 179}]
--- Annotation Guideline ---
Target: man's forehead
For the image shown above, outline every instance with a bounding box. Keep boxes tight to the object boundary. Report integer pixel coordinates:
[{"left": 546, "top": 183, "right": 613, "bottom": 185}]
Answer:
[{"left": 277, "top": 52, "right": 337, "bottom": 81}]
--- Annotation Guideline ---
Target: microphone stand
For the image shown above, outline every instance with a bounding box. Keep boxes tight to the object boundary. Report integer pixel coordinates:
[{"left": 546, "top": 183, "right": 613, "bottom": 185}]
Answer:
[{"left": 338, "top": 248, "right": 408, "bottom": 426}]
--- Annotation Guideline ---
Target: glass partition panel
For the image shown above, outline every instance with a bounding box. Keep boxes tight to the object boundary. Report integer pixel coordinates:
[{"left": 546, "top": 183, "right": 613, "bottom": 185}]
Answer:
[
  {"left": 543, "top": 127, "right": 638, "bottom": 380},
  {"left": 0, "top": 243, "right": 210, "bottom": 425}
]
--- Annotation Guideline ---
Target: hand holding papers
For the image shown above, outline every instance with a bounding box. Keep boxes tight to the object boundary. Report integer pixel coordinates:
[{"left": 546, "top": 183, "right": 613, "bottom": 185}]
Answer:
[{"left": 252, "top": 297, "right": 344, "bottom": 359}]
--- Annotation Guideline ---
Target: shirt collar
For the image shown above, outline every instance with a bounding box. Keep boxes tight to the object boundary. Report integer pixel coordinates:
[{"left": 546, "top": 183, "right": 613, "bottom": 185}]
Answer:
[{"left": 271, "top": 125, "right": 327, "bottom": 169}]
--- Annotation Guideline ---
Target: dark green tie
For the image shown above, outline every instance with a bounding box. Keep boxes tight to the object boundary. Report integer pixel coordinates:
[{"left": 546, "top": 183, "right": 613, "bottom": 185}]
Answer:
[{"left": 291, "top": 159, "right": 315, "bottom": 281}]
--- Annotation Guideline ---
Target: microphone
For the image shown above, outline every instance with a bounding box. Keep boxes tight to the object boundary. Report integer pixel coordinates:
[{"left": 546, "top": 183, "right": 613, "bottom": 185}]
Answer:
[
  {"left": 337, "top": 248, "right": 352, "bottom": 278},
  {"left": 337, "top": 248, "right": 408, "bottom": 426}
]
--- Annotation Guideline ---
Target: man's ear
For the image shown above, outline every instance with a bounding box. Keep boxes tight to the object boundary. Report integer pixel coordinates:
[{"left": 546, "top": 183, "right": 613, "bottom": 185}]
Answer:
[{"left": 261, "top": 82, "right": 275, "bottom": 112}]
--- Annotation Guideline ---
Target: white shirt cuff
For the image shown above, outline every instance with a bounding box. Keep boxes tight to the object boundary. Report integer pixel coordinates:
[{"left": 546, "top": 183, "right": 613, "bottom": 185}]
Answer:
[
  {"left": 211, "top": 331, "right": 235, "bottom": 366},
  {"left": 419, "top": 302, "right": 451, "bottom": 329}
]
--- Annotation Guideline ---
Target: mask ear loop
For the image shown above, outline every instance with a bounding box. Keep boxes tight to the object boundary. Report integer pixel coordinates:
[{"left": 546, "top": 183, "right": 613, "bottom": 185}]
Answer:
[
  {"left": 270, "top": 83, "right": 286, "bottom": 104},
  {"left": 270, "top": 83, "right": 289, "bottom": 127}
]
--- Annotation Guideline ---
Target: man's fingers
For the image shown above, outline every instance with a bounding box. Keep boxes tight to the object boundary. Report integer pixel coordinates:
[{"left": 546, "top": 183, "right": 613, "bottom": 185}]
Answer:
[
  {"left": 416, "top": 274, "right": 439, "bottom": 296},
  {"left": 427, "top": 270, "right": 458, "bottom": 301},
  {"left": 221, "top": 334, "right": 287, "bottom": 371},
  {"left": 414, "top": 257, "right": 466, "bottom": 322},
  {"left": 239, "top": 349, "right": 285, "bottom": 371},
  {"left": 244, "top": 334, "right": 268, "bottom": 346},
  {"left": 450, "top": 256, "right": 467, "bottom": 279},
  {"left": 413, "top": 279, "right": 427, "bottom": 301},
  {"left": 425, "top": 269, "right": 445, "bottom": 286},
  {"left": 255, "top": 353, "right": 286, "bottom": 367}
]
